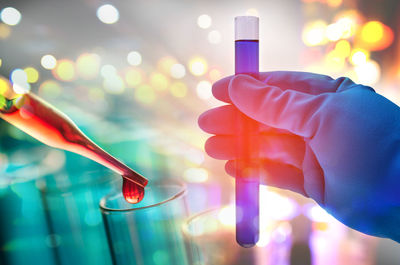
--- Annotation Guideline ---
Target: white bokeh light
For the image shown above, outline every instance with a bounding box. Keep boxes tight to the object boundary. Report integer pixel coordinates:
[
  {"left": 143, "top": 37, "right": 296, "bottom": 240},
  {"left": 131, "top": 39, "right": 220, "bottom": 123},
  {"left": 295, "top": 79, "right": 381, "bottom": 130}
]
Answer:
[
  {"left": 96, "top": 4, "right": 119, "bottom": 24},
  {"left": 170, "top": 63, "right": 186, "bottom": 79},
  {"left": 196, "top": 80, "right": 212, "bottom": 100},
  {"left": 0, "top": 7, "right": 21, "bottom": 26},
  {"left": 101, "top": 64, "right": 117, "bottom": 78},
  {"left": 41, "top": 54, "right": 57, "bottom": 70},
  {"left": 103, "top": 75, "right": 125, "bottom": 94},
  {"left": 10, "top": 69, "right": 30, "bottom": 94},
  {"left": 197, "top": 14, "right": 212, "bottom": 29},
  {"left": 11, "top": 69, "right": 27, "bottom": 85},
  {"left": 127, "top": 51, "right": 142, "bottom": 66},
  {"left": 208, "top": 30, "right": 222, "bottom": 44},
  {"left": 355, "top": 60, "right": 381, "bottom": 86}
]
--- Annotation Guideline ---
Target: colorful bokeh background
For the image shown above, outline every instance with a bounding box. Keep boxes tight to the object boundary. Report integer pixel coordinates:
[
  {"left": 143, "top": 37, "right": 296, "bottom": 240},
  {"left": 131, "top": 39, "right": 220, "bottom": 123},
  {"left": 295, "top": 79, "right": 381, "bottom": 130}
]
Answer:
[{"left": 1, "top": 0, "right": 400, "bottom": 264}]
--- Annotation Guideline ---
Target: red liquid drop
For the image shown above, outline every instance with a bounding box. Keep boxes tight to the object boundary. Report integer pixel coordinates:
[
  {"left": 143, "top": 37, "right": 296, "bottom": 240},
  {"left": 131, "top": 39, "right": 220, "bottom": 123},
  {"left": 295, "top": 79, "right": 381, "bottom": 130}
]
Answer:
[{"left": 122, "top": 178, "right": 145, "bottom": 204}]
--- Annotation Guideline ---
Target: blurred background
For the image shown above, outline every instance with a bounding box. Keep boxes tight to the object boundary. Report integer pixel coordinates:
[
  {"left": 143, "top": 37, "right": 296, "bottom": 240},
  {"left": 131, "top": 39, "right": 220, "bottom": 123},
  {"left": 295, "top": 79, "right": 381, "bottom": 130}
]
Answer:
[{"left": 1, "top": 0, "right": 400, "bottom": 264}]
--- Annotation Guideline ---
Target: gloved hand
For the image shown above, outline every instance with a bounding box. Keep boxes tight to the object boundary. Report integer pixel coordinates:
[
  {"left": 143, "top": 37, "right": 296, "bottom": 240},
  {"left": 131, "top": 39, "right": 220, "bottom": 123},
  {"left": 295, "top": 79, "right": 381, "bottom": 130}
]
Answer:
[{"left": 198, "top": 71, "right": 400, "bottom": 242}]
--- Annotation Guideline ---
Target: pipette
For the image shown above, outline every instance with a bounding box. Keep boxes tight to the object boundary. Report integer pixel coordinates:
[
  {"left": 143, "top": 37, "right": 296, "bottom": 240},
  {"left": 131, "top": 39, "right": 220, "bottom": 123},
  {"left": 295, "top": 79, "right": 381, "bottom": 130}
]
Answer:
[
  {"left": 234, "top": 16, "right": 260, "bottom": 247},
  {"left": 0, "top": 77, "right": 148, "bottom": 203}
]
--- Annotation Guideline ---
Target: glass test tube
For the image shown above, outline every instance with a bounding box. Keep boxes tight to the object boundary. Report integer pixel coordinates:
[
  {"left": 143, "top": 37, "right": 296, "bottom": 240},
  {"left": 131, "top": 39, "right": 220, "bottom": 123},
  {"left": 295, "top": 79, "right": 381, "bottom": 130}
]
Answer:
[
  {"left": 100, "top": 181, "right": 190, "bottom": 265},
  {"left": 0, "top": 147, "right": 60, "bottom": 265},
  {"left": 234, "top": 16, "right": 260, "bottom": 247},
  {"left": 183, "top": 207, "right": 293, "bottom": 265},
  {"left": 40, "top": 152, "right": 117, "bottom": 265}
]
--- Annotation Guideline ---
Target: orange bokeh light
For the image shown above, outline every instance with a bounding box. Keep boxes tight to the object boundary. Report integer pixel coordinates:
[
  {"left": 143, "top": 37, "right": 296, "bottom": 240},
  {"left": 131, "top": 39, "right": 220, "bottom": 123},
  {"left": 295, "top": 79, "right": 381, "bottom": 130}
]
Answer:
[{"left": 356, "top": 21, "right": 394, "bottom": 51}]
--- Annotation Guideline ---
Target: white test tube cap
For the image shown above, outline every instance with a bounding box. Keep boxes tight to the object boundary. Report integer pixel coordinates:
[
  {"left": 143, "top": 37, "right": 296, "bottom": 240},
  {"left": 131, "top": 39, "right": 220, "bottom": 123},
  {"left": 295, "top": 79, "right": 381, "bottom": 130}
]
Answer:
[{"left": 235, "top": 16, "right": 259, "bottom": 41}]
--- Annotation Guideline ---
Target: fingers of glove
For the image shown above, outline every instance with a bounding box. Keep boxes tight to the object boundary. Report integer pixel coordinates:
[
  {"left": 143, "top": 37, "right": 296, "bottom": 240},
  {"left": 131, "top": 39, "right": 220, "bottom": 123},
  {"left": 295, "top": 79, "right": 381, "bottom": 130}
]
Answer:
[
  {"left": 198, "top": 105, "right": 286, "bottom": 135},
  {"left": 302, "top": 144, "right": 325, "bottom": 205},
  {"left": 225, "top": 159, "right": 307, "bottom": 196},
  {"left": 205, "top": 134, "right": 305, "bottom": 168},
  {"left": 259, "top": 71, "right": 357, "bottom": 94},
  {"left": 212, "top": 72, "right": 355, "bottom": 105},
  {"left": 212, "top": 76, "right": 232, "bottom": 103},
  {"left": 229, "top": 74, "right": 328, "bottom": 138}
]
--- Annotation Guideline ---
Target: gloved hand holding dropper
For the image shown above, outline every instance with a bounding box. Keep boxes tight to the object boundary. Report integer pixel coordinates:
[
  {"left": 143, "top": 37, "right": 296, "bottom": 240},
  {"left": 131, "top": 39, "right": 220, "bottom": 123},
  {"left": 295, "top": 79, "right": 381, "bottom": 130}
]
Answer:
[{"left": 199, "top": 71, "right": 400, "bottom": 243}]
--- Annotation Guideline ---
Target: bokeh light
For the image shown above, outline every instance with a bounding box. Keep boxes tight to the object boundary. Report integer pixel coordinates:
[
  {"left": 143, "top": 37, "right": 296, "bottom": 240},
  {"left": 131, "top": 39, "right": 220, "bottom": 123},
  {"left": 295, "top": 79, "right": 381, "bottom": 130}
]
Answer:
[
  {"left": 52, "top": 59, "right": 76, "bottom": 82},
  {"left": 334, "top": 40, "right": 351, "bottom": 58},
  {"left": 183, "top": 167, "right": 208, "bottom": 183},
  {"left": 305, "top": 204, "right": 334, "bottom": 222},
  {"left": 302, "top": 20, "right": 328, "bottom": 46},
  {"left": 197, "top": 14, "right": 212, "bottom": 29},
  {"left": 196, "top": 80, "right": 212, "bottom": 100},
  {"left": 207, "top": 30, "right": 222, "bottom": 44},
  {"left": 38, "top": 80, "right": 62, "bottom": 97},
  {"left": 170, "top": 81, "right": 187, "bottom": 98},
  {"left": 96, "top": 4, "right": 119, "bottom": 24},
  {"left": 125, "top": 67, "right": 143, "bottom": 87},
  {"left": 325, "top": 50, "right": 345, "bottom": 72},
  {"left": 361, "top": 21, "right": 384, "bottom": 43},
  {"left": 189, "top": 57, "right": 208, "bottom": 76},
  {"left": 218, "top": 205, "right": 235, "bottom": 228},
  {"left": 134, "top": 84, "right": 156, "bottom": 104},
  {"left": 0, "top": 23, "right": 11, "bottom": 39},
  {"left": 325, "top": 23, "right": 342, "bottom": 42},
  {"left": 127, "top": 51, "right": 142, "bottom": 66},
  {"left": 100, "top": 64, "right": 117, "bottom": 78},
  {"left": 0, "top": 76, "right": 11, "bottom": 97},
  {"left": 327, "top": 0, "right": 343, "bottom": 7},
  {"left": 76, "top": 53, "right": 100, "bottom": 80},
  {"left": 103, "top": 75, "right": 125, "bottom": 94},
  {"left": 10, "top": 69, "right": 30, "bottom": 94},
  {"left": 350, "top": 48, "right": 369, "bottom": 66},
  {"left": 41, "top": 54, "right": 57, "bottom": 70},
  {"left": 170, "top": 63, "right": 186, "bottom": 79},
  {"left": 358, "top": 21, "right": 394, "bottom": 51},
  {"left": 157, "top": 56, "right": 177, "bottom": 74},
  {"left": 354, "top": 60, "right": 380, "bottom": 85},
  {"left": 335, "top": 17, "right": 358, "bottom": 39},
  {"left": 0, "top": 7, "right": 21, "bottom": 26},
  {"left": 24, "top": 67, "right": 39, "bottom": 83},
  {"left": 10, "top": 69, "right": 27, "bottom": 85},
  {"left": 150, "top": 72, "right": 169, "bottom": 91},
  {"left": 259, "top": 187, "right": 298, "bottom": 221},
  {"left": 246, "top": 8, "right": 259, "bottom": 16}
]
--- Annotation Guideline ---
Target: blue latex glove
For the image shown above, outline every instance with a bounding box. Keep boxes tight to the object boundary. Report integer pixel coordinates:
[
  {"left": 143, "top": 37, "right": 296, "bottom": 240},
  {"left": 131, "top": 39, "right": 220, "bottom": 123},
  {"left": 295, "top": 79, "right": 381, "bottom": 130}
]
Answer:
[{"left": 198, "top": 71, "right": 400, "bottom": 242}]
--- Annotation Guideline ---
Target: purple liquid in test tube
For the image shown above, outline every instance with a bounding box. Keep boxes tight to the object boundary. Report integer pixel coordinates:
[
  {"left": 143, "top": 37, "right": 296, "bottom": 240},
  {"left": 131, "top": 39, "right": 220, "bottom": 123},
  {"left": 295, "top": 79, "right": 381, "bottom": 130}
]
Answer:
[{"left": 234, "top": 16, "right": 260, "bottom": 247}]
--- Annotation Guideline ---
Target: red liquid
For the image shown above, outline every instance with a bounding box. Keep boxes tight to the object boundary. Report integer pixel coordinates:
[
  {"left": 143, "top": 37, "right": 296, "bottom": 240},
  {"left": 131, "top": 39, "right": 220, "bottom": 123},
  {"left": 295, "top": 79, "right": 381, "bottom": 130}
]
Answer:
[
  {"left": 122, "top": 178, "right": 144, "bottom": 203},
  {"left": 0, "top": 93, "right": 148, "bottom": 203}
]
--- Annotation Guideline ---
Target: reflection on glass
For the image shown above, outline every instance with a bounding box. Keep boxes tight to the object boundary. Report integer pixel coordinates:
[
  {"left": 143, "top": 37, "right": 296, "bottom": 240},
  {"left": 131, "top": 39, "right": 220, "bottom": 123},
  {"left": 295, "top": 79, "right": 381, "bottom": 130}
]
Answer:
[
  {"left": 183, "top": 207, "right": 293, "bottom": 265},
  {"left": 40, "top": 152, "right": 117, "bottom": 265},
  {"left": 100, "top": 181, "right": 189, "bottom": 265},
  {"left": 0, "top": 147, "right": 59, "bottom": 265}
]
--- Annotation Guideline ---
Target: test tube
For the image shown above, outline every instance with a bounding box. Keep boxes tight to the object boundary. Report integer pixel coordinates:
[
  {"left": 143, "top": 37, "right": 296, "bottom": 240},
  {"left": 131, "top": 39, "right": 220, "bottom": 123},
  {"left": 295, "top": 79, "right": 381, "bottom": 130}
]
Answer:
[
  {"left": 0, "top": 147, "right": 60, "bottom": 265},
  {"left": 183, "top": 206, "right": 292, "bottom": 265},
  {"left": 234, "top": 16, "right": 260, "bottom": 247},
  {"left": 40, "top": 152, "right": 117, "bottom": 265},
  {"left": 100, "top": 181, "right": 189, "bottom": 265}
]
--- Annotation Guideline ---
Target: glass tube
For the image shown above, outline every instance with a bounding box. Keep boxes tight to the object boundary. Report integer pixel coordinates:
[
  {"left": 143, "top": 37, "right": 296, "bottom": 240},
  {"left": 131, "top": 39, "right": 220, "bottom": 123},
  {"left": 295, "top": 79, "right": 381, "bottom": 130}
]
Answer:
[
  {"left": 0, "top": 147, "right": 60, "bottom": 265},
  {"left": 183, "top": 207, "right": 293, "bottom": 265},
  {"left": 100, "top": 181, "right": 190, "bottom": 265},
  {"left": 234, "top": 16, "right": 260, "bottom": 247},
  {"left": 40, "top": 151, "right": 118, "bottom": 265}
]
